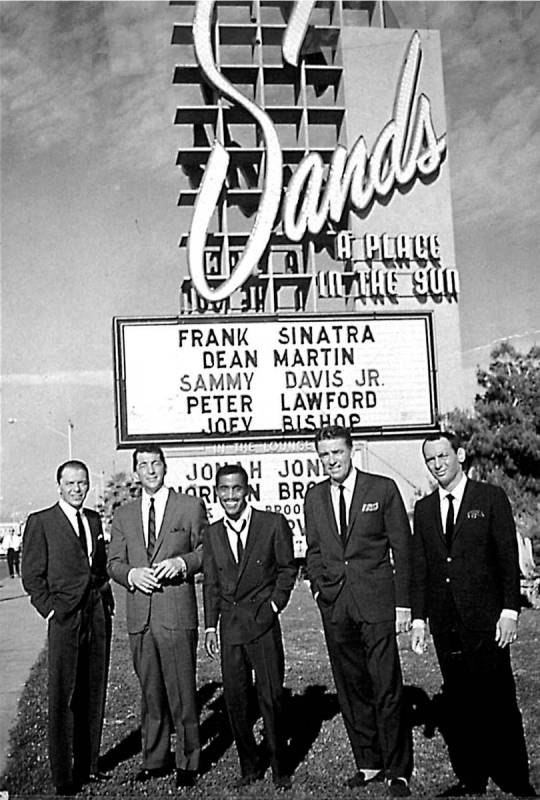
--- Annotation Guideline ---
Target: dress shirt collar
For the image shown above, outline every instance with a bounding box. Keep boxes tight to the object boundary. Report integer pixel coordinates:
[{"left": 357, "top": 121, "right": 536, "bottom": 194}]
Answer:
[
  {"left": 141, "top": 484, "right": 169, "bottom": 512},
  {"left": 224, "top": 503, "right": 252, "bottom": 534},
  {"left": 331, "top": 466, "right": 357, "bottom": 494},
  {"left": 59, "top": 498, "right": 86, "bottom": 525},
  {"left": 438, "top": 472, "right": 467, "bottom": 505}
]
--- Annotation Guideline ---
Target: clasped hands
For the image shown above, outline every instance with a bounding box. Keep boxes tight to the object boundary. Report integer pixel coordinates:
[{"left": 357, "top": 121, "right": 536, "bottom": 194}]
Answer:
[{"left": 130, "top": 557, "right": 187, "bottom": 594}]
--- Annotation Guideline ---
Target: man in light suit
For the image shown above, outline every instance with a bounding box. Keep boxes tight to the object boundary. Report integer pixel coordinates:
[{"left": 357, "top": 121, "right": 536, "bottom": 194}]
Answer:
[
  {"left": 411, "top": 432, "right": 536, "bottom": 798},
  {"left": 204, "top": 464, "right": 297, "bottom": 790},
  {"left": 304, "top": 425, "right": 413, "bottom": 798},
  {"left": 108, "top": 445, "right": 207, "bottom": 789},
  {"left": 22, "top": 460, "right": 114, "bottom": 795}
]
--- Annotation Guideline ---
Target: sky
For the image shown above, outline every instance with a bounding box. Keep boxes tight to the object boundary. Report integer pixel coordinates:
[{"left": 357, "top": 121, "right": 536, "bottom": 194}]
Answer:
[{"left": 1, "top": 0, "right": 539, "bottom": 517}]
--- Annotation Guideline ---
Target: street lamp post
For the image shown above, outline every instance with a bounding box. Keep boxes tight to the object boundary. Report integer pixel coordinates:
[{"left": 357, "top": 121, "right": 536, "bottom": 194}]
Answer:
[{"left": 8, "top": 418, "right": 74, "bottom": 459}]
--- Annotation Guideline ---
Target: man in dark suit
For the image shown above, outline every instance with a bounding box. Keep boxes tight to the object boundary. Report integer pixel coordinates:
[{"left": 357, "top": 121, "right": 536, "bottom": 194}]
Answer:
[
  {"left": 204, "top": 464, "right": 297, "bottom": 790},
  {"left": 304, "top": 425, "right": 413, "bottom": 798},
  {"left": 411, "top": 432, "right": 536, "bottom": 798},
  {"left": 22, "top": 460, "right": 114, "bottom": 795},
  {"left": 108, "top": 445, "right": 207, "bottom": 789}
]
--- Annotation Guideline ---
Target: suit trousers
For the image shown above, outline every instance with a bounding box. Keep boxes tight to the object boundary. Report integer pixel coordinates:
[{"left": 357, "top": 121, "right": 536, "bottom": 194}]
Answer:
[
  {"left": 220, "top": 620, "right": 288, "bottom": 779},
  {"left": 130, "top": 620, "right": 199, "bottom": 771},
  {"left": 47, "top": 591, "right": 109, "bottom": 785},
  {"left": 434, "top": 621, "right": 530, "bottom": 792},
  {"left": 321, "top": 595, "right": 412, "bottom": 779}
]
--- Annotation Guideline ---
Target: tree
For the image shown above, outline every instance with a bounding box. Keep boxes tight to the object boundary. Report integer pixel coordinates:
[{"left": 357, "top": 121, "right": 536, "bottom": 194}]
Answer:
[
  {"left": 97, "top": 472, "right": 141, "bottom": 539},
  {"left": 445, "top": 343, "right": 540, "bottom": 556}
]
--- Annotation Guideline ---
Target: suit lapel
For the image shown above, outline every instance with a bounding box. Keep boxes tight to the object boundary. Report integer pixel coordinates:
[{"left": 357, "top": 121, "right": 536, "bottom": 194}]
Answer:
[
  {"left": 53, "top": 504, "right": 89, "bottom": 561},
  {"left": 453, "top": 479, "right": 476, "bottom": 541},
  {"left": 320, "top": 480, "right": 341, "bottom": 544},
  {"left": 150, "top": 489, "right": 173, "bottom": 563},
  {"left": 216, "top": 519, "right": 238, "bottom": 571},
  {"left": 347, "top": 469, "right": 365, "bottom": 535},
  {"left": 236, "top": 510, "right": 260, "bottom": 585},
  {"left": 430, "top": 491, "right": 446, "bottom": 546},
  {"left": 130, "top": 498, "right": 148, "bottom": 562}
]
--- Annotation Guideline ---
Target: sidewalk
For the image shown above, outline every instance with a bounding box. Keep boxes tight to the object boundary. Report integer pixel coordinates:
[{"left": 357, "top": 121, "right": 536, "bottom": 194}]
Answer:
[{"left": 0, "top": 560, "right": 47, "bottom": 778}]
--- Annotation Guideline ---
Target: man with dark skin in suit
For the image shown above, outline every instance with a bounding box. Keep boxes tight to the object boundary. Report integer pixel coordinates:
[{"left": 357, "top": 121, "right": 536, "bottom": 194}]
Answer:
[
  {"left": 22, "top": 460, "right": 114, "bottom": 795},
  {"left": 305, "top": 425, "right": 413, "bottom": 798},
  {"left": 108, "top": 445, "right": 207, "bottom": 789},
  {"left": 411, "top": 432, "right": 537, "bottom": 798},
  {"left": 204, "top": 464, "right": 297, "bottom": 791}
]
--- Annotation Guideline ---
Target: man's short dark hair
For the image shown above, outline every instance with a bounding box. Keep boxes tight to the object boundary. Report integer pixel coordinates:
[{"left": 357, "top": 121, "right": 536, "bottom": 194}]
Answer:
[
  {"left": 132, "top": 445, "right": 167, "bottom": 473},
  {"left": 56, "top": 460, "right": 89, "bottom": 484},
  {"left": 215, "top": 464, "right": 249, "bottom": 488},
  {"left": 315, "top": 425, "right": 353, "bottom": 449},
  {"left": 421, "top": 431, "right": 463, "bottom": 457}
]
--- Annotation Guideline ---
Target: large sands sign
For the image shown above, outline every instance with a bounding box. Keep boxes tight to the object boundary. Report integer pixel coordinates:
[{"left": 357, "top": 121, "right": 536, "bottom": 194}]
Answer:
[{"left": 114, "top": 313, "right": 437, "bottom": 445}]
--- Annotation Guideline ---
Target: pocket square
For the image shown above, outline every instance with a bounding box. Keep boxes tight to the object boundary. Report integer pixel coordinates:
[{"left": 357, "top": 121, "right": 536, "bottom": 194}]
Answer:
[
  {"left": 467, "top": 509, "right": 485, "bottom": 519},
  {"left": 362, "top": 502, "right": 379, "bottom": 512}
]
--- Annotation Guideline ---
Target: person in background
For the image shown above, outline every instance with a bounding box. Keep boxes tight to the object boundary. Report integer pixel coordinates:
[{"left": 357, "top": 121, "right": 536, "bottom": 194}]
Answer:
[
  {"left": 3, "top": 525, "right": 22, "bottom": 578},
  {"left": 411, "top": 432, "right": 537, "bottom": 798},
  {"left": 22, "top": 460, "right": 114, "bottom": 795},
  {"left": 304, "top": 425, "right": 413, "bottom": 798},
  {"left": 204, "top": 464, "right": 297, "bottom": 791},
  {"left": 108, "top": 445, "right": 207, "bottom": 789}
]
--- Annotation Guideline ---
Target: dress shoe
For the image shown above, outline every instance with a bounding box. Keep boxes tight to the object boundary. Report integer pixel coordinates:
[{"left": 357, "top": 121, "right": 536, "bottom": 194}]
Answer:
[
  {"left": 55, "top": 782, "right": 80, "bottom": 796},
  {"left": 273, "top": 774, "right": 292, "bottom": 791},
  {"left": 388, "top": 778, "right": 411, "bottom": 797},
  {"left": 347, "top": 770, "right": 385, "bottom": 788},
  {"left": 235, "top": 770, "right": 264, "bottom": 788},
  {"left": 175, "top": 768, "right": 198, "bottom": 788},
  {"left": 436, "top": 782, "right": 487, "bottom": 797},
  {"left": 135, "top": 766, "right": 170, "bottom": 782}
]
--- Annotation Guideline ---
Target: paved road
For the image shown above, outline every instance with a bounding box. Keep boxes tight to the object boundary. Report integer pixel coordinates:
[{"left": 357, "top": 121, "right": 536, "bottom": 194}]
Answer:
[{"left": 0, "top": 558, "right": 47, "bottom": 778}]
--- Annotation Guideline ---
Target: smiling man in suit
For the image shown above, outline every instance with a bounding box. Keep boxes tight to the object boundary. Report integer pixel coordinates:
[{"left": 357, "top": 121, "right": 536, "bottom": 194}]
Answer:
[
  {"left": 22, "top": 460, "right": 114, "bottom": 795},
  {"left": 204, "top": 464, "right": 297, "bottom": 791},
  {"left": 108, "top": 445, "right": 207, "bottom": 789},
  {"left": 411, "top": 432, "right": 536, "bottom": 798},
  {"left": 304, "top": 425, "right": 413, "bottom": 798}
]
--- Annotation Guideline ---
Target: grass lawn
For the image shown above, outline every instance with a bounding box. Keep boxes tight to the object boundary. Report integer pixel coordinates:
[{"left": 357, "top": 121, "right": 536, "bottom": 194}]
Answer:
[{"left": 2, "top": 579, "right": 539, "bottom": 798}]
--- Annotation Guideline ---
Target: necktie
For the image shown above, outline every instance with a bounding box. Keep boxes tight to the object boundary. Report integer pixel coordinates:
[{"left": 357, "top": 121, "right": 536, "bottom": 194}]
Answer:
[
  {"left": 339, "top": 485, "right": 347, "bottom": 543},
  {"left": 236, "top": 529, "right": 244, "bottom": 564},
  {"left": 445, "top": 494, "right": 454, "bottom": 549},
  {"left": 75, "top": 511, "right": 88, "bottom": 557},
  {"left": 147, "top": 497, "right": 156, "bottom": 558},
  {"left": 227, "top": 518, "right": 246, "bottom": 565}
]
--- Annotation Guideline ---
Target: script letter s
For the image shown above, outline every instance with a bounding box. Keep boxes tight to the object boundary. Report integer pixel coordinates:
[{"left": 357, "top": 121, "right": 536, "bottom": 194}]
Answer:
[{"left": 189, "top": 0, "right": 282, "bottom": 302}]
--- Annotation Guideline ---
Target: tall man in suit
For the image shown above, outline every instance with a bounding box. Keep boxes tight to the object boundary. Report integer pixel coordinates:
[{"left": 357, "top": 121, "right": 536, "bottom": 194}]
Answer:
[
  {"left": 108, "top": 445, "right": 207, "bottom": 789},
  {"left": 22, "top": 460, "right": 114, "bottom": 795},
  {"left": 304, "top": 425, "right": 413, "bottom": 798},
  {"left": 411, "top": 432, "right": 536, "bottom": 798},
  {"left": 204, "top": 464, "right": 297, "bottom": 790}
]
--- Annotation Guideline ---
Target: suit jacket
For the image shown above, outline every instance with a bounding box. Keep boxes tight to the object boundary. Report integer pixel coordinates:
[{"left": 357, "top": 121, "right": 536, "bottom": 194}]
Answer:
[
  {"left": 22, "top": 504, "right": 112, "bottom": 621},
  {"left": 412, "top": 479, "right": 520, "bottom": 634},
  {"left": 305, "top": 469, "right": 411, "bottom": 622},
  {"left": 203, "top": 509, "right": 297, "bottom": 645},
  {"left": 108, "top": 488, "right": 207, "bottom": 634}
]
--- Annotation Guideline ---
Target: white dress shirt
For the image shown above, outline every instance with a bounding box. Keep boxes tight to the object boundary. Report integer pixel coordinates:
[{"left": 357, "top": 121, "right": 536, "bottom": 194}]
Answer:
[{"left": 59, "top": 499, "right": 92, "bottom": 564}]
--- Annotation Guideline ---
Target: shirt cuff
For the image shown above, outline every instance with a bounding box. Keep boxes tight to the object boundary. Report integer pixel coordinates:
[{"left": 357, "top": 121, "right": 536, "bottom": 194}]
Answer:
[
  {"left": 271, "top": 601, "right": 278, "bottom": 613},
  {"left": 205, "top": 627, "right": 216, "bottom": 633},
  {"left": 396, "top": 606, "right": 410, "bottom": 613},
  {"left": 412, "top": 618, "right": 426, "bottom": 628},
  {"left": 500, "top": 608, "right": 518, "bottom": 621},
  {"left": 46, "top": 609, "right": 55, "bottom": 621}
]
